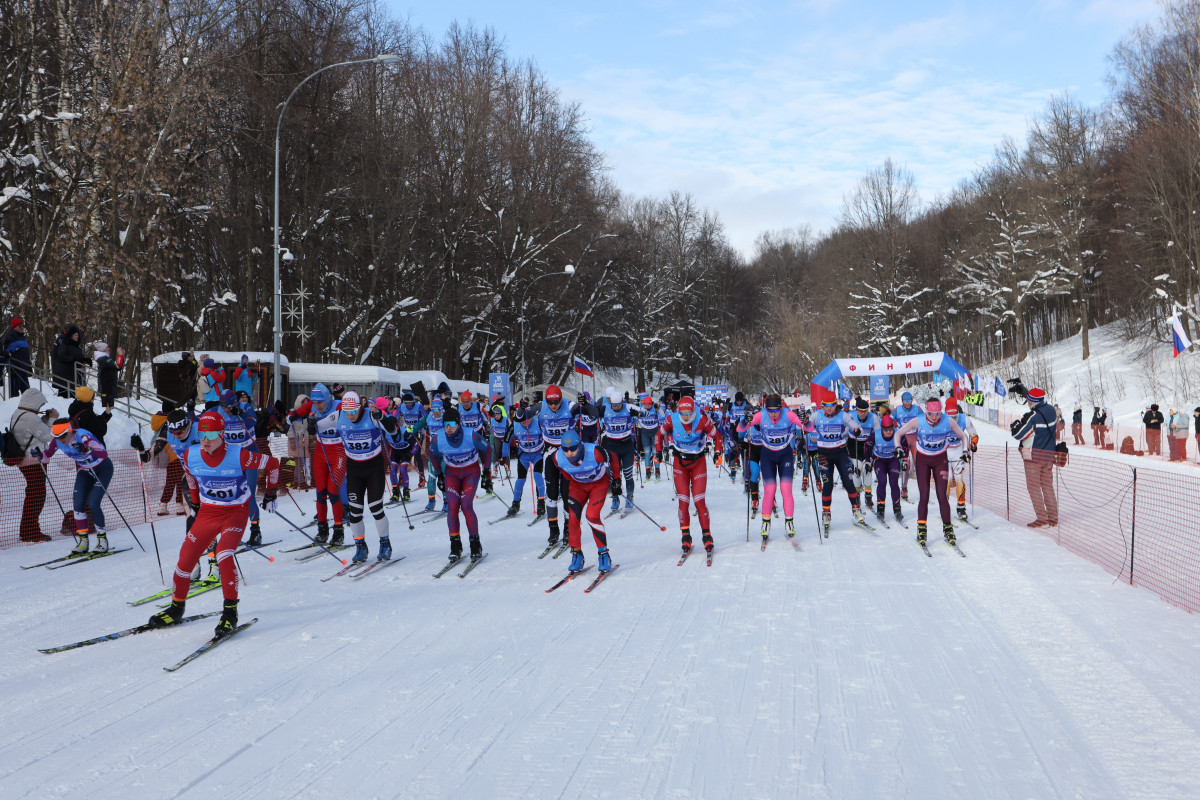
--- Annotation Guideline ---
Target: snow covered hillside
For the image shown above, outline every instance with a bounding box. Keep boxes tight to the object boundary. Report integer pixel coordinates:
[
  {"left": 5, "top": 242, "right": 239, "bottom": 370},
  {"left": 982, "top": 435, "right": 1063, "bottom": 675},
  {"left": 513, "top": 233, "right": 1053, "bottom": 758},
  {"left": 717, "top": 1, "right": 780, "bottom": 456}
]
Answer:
[{"left": 4, "top": 470, "right": 1200, "bottom": 798}]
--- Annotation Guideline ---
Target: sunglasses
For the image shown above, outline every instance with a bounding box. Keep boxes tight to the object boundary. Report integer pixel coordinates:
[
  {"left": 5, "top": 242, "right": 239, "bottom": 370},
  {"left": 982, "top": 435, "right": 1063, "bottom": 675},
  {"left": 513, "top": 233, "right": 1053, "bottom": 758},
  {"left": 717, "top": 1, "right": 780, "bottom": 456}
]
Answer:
[
  {"left": 200, "top": 431, "right": 222, "bottom": 440},
  {"left": 444, "top": 421, "right": 460, "bottom": 429},
  {"left": 561, "top": 444, "right": 580, "bottom": 456},
  {"left": 766, "top": 407, "right": 782, "bottom": 414}
]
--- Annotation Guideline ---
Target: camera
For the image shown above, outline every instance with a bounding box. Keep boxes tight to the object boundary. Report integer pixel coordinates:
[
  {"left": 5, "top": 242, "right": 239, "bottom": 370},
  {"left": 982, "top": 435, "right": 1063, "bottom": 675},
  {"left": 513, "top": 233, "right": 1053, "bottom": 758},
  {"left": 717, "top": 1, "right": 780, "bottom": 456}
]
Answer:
[{"left": 1007, "top": 377, "right": 1029, "bottom": 404}]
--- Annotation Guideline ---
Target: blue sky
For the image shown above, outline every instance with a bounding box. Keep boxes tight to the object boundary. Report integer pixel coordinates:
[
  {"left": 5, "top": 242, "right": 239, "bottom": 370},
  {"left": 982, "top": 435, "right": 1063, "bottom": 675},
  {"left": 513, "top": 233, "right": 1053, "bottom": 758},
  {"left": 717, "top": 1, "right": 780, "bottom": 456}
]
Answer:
[{"left": 387, "top": 0, "right": 1160, "bottom": 258}]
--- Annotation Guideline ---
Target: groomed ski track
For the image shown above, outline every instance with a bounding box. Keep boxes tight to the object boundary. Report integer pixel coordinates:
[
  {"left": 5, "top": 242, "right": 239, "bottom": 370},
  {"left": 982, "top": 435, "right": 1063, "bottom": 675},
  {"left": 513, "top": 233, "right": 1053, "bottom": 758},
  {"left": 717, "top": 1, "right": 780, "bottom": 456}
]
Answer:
[{"left": 3, "top": 425, "right": 1200, "bottom": 798}]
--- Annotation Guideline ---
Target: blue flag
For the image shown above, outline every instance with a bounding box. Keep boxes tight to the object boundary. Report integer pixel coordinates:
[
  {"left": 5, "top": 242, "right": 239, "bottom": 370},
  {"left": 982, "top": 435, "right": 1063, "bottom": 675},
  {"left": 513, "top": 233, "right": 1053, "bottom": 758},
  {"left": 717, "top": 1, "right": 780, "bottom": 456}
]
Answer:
[{"left": 995, "top": 377, "right": 1007, "bottom": 397}]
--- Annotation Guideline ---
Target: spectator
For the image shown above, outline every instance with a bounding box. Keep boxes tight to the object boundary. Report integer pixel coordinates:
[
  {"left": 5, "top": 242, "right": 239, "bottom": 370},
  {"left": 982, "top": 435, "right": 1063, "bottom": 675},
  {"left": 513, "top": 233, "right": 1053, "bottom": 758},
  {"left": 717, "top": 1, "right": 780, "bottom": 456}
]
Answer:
[
  {"left": 233, "top": 354, "right": 258, "bottom": 401},
  {"left": 176, "top": 350, "right": 198, "bottom": 407},
  {"left": 135, "top": 399, "right": 188, "bottom": 515},
  {"left": 1143, "top": 404, "right": 1165, "bottom": 456},
  {"left": 68, "top": 385, "right": 111, "bottom": 444},
  {"left": 1169, "top": 407, "right": 1189, "bottom": 462},
  {"left": 6, "top": 387, "right": 58, "bottom": 541},
  {"left": 1090, "top": 406, "right": 1106, "bottom": 447},
  {"left": 1071, "top": 406, "right": 1084, "bottom": 445},
  {"left": 94, "top": 342, "right": 119, "bottom": 412},
  {"left": 1054, "top": 405, "right": 1065, "bottom": 442},
  {"left": 196, "top": 355, "right": 225, "bottom": 407},
  {"left": 1011, "top": 386, "right": 1058, "bottom": 528},
  {"left": 50, "top": 324, "right": 90, "bottom": 398},
  {"left": 3, "top": 317, "right": 32, "bottom": 397}
]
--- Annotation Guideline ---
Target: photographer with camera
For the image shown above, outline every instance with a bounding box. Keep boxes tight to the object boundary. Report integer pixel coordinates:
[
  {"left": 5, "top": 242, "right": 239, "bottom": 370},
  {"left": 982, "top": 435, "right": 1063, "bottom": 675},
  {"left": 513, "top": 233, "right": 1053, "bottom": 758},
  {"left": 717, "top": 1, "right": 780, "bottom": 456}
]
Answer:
[{"left": 1009, "top": 380, "right": 1058, "bottom": 528}]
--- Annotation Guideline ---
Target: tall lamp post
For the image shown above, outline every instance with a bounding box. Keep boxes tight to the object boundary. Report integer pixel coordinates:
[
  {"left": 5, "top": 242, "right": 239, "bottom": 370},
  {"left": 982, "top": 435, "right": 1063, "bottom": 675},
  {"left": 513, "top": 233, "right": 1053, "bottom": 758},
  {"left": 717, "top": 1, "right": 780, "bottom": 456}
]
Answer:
[
  {"left": 273, "top": 53, "right": 402, "bottom": 402},
  {"left": 518, "top": 264, "right": 575, "bottom": 394}
]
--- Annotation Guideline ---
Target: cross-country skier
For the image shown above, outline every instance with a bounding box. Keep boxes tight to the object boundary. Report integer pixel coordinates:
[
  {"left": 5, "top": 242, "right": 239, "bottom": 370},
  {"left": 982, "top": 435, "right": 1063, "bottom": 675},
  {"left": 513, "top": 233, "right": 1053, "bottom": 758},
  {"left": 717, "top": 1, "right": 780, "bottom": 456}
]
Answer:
[
  {"left": 337, "top": 391, "right": 399, "bottom": 562},
  {"left": 736, "top": 406, "right": 764, "bottom": 513},
  {"left": 811, "top": 398, "right": 869, "bottom": 531},
  {"left": 429, "top": 407, "right": 492, "bottom": 563},
  {"left": 488, "top": 404, "right": 512, "bottom": 484},
  {"left": 148, "top": 411, "right": 279, "bottom": 637},
  {"left": 749, "top": 395, "right": 805, "bottom": 543},
  {"left": 577, "top": 391, "right": 599, "bottom": 443},
  {"left": 871, "top": 414, "right": 904, "bottom": 523},
  {"left": 38, "top": 418, "right": 114, "bottom": 555},
  {"left": 217, "top": 389, "right": 265, "bottom": 546},
  {"left": 288, "top": 382, "right": 345, "bottom": 545},
  {"left": 536, "top": 384, "right": 582, "bottom": 548},
  {"left": 636, "top": 396, "right": 662, "bottom": 480},
  {"left": 655, "top": 396, "right": 723, "bottom": 555},
  {"left": 457, "top": 390, "right": 486, "bottom": 434},
  {"left": 422, "top": 399, "right": 449, "bottom": 512},
  {"left": 893, "top": 398, "right": 971, "bottom": 548},
  {"left": 847, "top": 397, "right": 878, "bottom": 509},
  {"left": 396, "top": 391, "right": 428, "bottom": 482},
  {"left": 892, "top": 391, "right": 920, "bottom": 501},
  {"left": 943, "top": 397, "right": 979, "bottom": 522},
  {"left": 545, "top": 430, "right": 620, "bottom": 574},
  {"left": 505, "top": 406, "right": 546, "bottom": 519},
  {"left": 384, "top": 414, "right": 420, "bottom": 504},
  {"left": 597, "top": 386, "right": 643, "bottom": 513},
  {"left": 799, "top": 408, "right": 821, "bottom": 495}
]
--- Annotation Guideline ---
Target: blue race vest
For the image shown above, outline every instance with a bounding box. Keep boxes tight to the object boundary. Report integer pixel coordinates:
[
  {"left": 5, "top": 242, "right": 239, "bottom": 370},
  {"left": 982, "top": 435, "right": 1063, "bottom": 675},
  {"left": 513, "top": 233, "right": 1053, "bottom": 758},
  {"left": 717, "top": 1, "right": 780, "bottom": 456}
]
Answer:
[
  {"left": 167, "top": 425, "right": 200, "bottom": 461},
  {"left": 600, "top": 400, "right": 634, "bottom": 439},
  {"left": 850, "top": 411, "right": 876, "bottom": 442},
  {"left": 338, "top": 411, "right": 384, "bottom": 461},
  {"left": 435, "top": 429, "right": 480, "bottom": 468},
  {"left": 636, "top": 408, "right": 661, "bottom": 430},
  {"left": 555, "top": 443, "right": 608, "bottom": 483},
  {"left": 872, "top": 429, "right": 899, "bottom": 459},
  {"left": 424, "top": 411, "right": 446, "bottom": 440},
  {"left": 812, "top": 411, "right": 851, "bottom": 449},
  {"left": 513, "top": 418, "right": 545, "bottom": 455},
  {"left": 186, "top": 444, "right": 250, "bottom": 506},
  {"left": 538, "top": 402, "right": 574, "bottom": 445},
  {"left": 400, "top": 402, "right": 424, "bottom": 427},
  {"left": 759, "top": 412, "right": 796, "bottom": 452},
  {"left": 915, "top": 415, "right": 953, "bottom": 455},
  {"left": 458, "top": 402, "right": 485, "bottom": 433},
  {"left": 671, "top": 412, "right": 708, "bottom": 455},
  {"left": 58, "top": 430, "right": 107, "bottom": 470},
  {"left": 218, "top": 407, "right": 256, "bottom": 450}
]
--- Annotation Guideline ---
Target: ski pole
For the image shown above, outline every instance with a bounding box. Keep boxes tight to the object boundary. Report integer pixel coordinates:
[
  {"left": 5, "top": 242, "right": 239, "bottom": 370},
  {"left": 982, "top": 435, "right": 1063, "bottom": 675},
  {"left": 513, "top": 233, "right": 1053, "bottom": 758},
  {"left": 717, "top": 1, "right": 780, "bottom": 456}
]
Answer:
[
  {"left": 397, "top": 485, "right": 415, "bottom": 531},
  {"left": 240, "top": 544, "right": 275, "bottom": 562},
  {"left": 133, "top": 452, "right": 166, "bottom": 584},
  {"left": 806, "top": 454, "right": 823, "bottom": 545},
  {"left": 745, "top": 475, "right": 750, "bottom": 543},
  {"left": 38, "top": 459, "right": 67, "bottom": 516},
  {"left": 274, "top": 509, "right": 349, "bottom": 564},
  {"left": 628, "top": 500, "right": 667, "bottom": 531}
]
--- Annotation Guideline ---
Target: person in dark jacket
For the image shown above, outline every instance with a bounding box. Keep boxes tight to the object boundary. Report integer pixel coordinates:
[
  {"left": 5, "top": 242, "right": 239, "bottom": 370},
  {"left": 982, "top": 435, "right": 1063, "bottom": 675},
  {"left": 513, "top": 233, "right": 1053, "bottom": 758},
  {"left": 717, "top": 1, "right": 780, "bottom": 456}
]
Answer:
[
  {"left": 68, "top": 385, "right": 112, "bottom": 444},
  {"left": 1012, "top": 387, "right": 1058, "bottom": 528},
  {"left": 1143, "top": 404, "right": 1165, "bottom": 456},
  {"left": 94, "top": 342, "right": 120, "bottom": 411},
  {"left": 1071, "top": 407, "right": 1084, "bottom": 445},
  {"left": 1090, "top": 406, "right": 1107, "bottom": 447},
  {"left": 2, "top": 317, "right": 32, "bottom": 397},
  {"left": 177, "top": 350, "right": 198, "bottom": 408},
  {"left": 51, "top": 324, "right": 90, "bottom": 398}
]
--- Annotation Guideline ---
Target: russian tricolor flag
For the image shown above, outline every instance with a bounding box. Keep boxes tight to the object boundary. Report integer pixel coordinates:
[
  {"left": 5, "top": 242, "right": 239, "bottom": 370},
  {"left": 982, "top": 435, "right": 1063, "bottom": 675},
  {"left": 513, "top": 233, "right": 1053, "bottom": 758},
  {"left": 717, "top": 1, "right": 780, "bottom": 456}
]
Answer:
[
  {"left": 573, "top": 356, "right": 594, "bottom": 377},
  {"left": 1172, "top": 314, "right": 1192, "bottom": 358}
]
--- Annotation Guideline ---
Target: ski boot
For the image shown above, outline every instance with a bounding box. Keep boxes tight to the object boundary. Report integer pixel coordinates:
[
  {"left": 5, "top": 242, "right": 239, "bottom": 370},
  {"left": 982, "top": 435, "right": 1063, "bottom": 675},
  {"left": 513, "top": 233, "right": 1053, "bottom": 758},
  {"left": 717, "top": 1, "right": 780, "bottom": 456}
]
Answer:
[
  {"left": 852, "top": 506, "right": 867, "bottom": 526},
  {"left": 893, "top": 503, "right": 904, "bottom": 522},
  {"left": 901, "top": 489, "right": 909, "bottom": 502},
  {"left": 424, "top": 497, "right": 436, "bottom": 512},
  {"left": 702, "top": 531, "right": 714, "bottom": 553},
  {"left": 569, "top": 548, "right": 585, "bottom": 572},
  {"left": 536, "top": 498, "right": 546, "bottom": 517},
  {"left": 917, "top": 522, "right": 928, "bottom": 547},
  {"left": 876, "top": 501, "right": 886, "bottom": 522},
  {"left": 449, "top": 534, "right": 463, "bottom": 561},
  {"left": 821, "top": 510, "right": 831, "bottom": 531},
  {"left": 330, "top": 524, "right": 345, "bottom": 547},
  {"left": 760, "top": 519, "right": 771, "bottom": 541},
  {"left": 944, "top": 523, "right": 957, "bottom": 546},
  {"left": 469, "top": 536, "right": 483, "bottom": 562},
  {"left": 418, "top": 474, "right": 426, "bottom": 488},
  {"left": 214, "top": 599, "right": 238, "bottom": 638},
  {"left": 70, "top": 533, "right": 89, "bottom": 555},
  {"left": 402, "top": 487, "right": 411, "bottom": 503},
  {"left": 750, "top": 500, "right": 759, "bottom": 519},
  {"left": 681, "top": 531, "right": 693, "bottom": 553},
  {"left": 94, "top": 532, "right": 109, "bottom": 553},
  {"left": 730, "top": 467, "right": 737, "bottom": 482},
  {"left": 378, "top": 537, "right": 392, "bottom": 560},
  {"left": 547, "top": 520, "right": 560, "bottom": 547},
  {"left": 956, "top": 504, "right": 968, "bottom": 522},
  {"left": 246, "top": 522, "right": 263, "bottom": 547},
  {"left": 597, "top": 546, "right": 613, "bottom": 573},
  {"left": 800, "top": 476, "right": 808, "bottom": 495},
  {"left": 351, "top": 538, "right": 369, "bottom": 563},
  {"left": 148, "top": 600, "right": 185, "bottom": 628},
  {"left": 505, "top": 501, "right": 521, "bottom": 519},
  {"left": 654, "top": 467, "right": 661, "bottom": 480},
  {"left": 611, "top": 495, "right": 620, "bottom": 512},
  {"left": 864, "top": 489, "right": 873, "bottom": 507},
  {"left": 390, "top": 486, "right": 401, "bottom": 503},
  {"left": 314, "top": 520, "right": 330, "bottom": 545},
  {"left": 625, "top": 495, "right": 634, "bottom": 511},
  {"left": 784, "top": 518, "right": 796, "bottom": 539}
]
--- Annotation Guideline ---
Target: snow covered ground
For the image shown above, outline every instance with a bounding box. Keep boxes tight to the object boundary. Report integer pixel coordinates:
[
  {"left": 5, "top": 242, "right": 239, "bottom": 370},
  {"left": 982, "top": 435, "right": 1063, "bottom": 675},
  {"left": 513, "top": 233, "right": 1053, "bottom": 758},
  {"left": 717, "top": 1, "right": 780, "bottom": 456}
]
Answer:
[{"left": 4, "top": 461, "right": 1200, "bottom": 799}]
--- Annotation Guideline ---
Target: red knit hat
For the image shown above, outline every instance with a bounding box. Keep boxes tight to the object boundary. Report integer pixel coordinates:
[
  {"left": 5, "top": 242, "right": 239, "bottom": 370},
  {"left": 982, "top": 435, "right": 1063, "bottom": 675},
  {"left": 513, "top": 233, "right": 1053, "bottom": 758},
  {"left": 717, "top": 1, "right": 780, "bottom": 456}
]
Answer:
[
  {"left": 1027, "top": 387, "right": 1046, "bottom": 401},
  {"left": 10, "top": 317, "right": 22, "bottom": 328}
]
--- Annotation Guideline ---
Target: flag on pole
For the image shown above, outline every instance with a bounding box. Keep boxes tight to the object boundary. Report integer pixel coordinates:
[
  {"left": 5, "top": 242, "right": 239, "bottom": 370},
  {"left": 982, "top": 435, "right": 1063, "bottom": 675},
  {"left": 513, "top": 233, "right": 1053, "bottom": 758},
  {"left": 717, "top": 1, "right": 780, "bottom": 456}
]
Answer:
[
  {"left": 1171, "top": 314, "right": 1192, "bottom": 358},
  {"left": 573, "top": 356, "right": 594, "bottom": 377},
  {"left": 995, "top": 377, "right": 1007, "bottom": 397}
]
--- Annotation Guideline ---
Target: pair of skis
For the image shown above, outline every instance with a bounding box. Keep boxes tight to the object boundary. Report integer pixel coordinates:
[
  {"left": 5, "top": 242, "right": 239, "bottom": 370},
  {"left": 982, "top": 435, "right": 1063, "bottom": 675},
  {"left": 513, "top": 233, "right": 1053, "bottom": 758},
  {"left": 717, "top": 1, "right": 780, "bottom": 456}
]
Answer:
[
  {"left": 38, "top": 612, "right": 258, "bottom": 672},
  {"left": 322, "top": 555, "right": 407, "bottom": 581},
  {"left": 544, "top": 564, "right": 617, "bottom": 594},
  {"left": 677, "top": 548, "right": 714, "bottom": 567},
  {"left": 21, "top": 548, "right": 131, "bottom": 571},
  {"left": 432, "top": 553, "right": 487, "bottom": 579}
]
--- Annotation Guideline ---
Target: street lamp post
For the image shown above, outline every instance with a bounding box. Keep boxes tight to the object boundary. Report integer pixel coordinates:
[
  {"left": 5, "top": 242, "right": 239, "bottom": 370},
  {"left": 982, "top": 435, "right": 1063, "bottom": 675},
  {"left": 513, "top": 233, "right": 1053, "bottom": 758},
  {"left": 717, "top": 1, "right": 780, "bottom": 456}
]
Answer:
[
  {"left": 273, "top": 53, "right": 402, "bottom": 402},
  {"left": 995, "top": 329, "right": 1005, "bottom": 366},
  {"left": 518, "top": 264, "right": 575, "bottom": 394}
]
